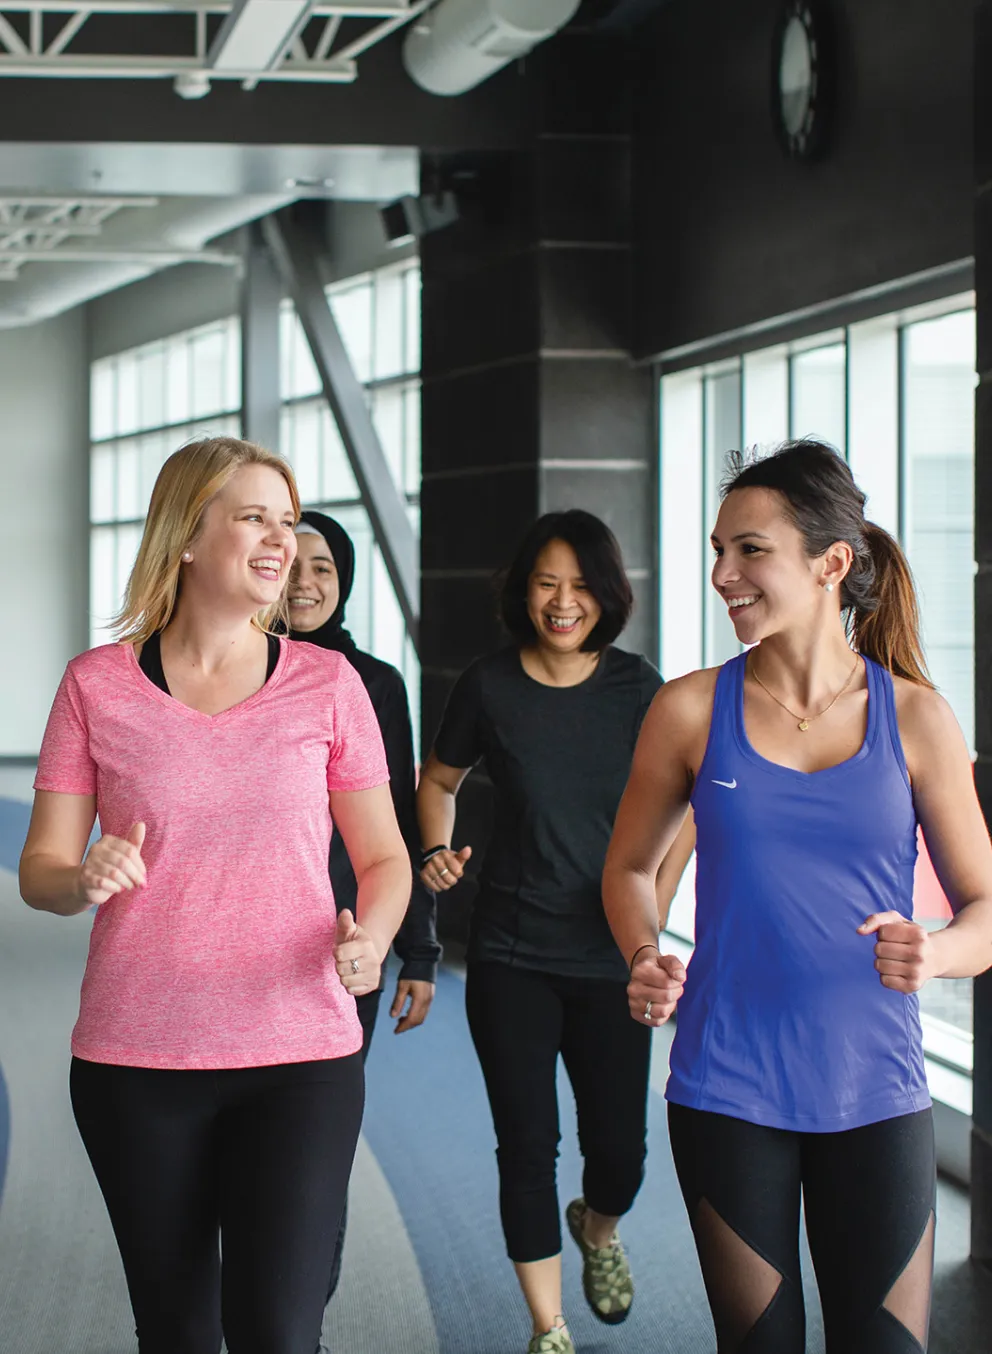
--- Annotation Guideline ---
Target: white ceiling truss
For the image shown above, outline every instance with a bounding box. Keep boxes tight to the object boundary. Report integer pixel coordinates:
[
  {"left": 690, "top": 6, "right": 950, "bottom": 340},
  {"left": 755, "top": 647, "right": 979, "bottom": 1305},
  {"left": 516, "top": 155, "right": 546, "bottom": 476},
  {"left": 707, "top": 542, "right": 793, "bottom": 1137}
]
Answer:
[
  {"left": 0, "top": 195, "right": 241, "bottom": 278},
  {"left": 0, "top": 1, "right": 433, "bottom": 90}
]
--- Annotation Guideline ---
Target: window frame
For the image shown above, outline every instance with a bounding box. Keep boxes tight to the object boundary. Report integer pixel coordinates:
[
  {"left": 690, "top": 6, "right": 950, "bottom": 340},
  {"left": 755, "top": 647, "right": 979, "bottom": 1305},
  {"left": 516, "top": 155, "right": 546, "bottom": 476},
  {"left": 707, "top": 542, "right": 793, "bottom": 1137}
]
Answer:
[{"left": 657, "top": 290, "right": 978, "bottom": 1102}]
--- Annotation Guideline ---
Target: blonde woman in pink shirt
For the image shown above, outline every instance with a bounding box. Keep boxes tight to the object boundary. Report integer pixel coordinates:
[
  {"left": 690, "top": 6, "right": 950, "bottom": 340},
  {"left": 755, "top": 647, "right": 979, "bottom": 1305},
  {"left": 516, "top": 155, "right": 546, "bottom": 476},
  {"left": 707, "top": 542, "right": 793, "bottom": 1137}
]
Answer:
[{"left": 19, "top": 437, "right": 411, "bottom": 1354}]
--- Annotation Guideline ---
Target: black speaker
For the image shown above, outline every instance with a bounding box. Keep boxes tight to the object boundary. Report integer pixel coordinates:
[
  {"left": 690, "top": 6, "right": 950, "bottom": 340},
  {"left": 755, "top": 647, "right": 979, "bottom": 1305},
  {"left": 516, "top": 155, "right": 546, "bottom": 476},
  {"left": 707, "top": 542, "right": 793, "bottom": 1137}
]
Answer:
[{"left": 379, "top": 191, "right": 460, "bottom": 246}]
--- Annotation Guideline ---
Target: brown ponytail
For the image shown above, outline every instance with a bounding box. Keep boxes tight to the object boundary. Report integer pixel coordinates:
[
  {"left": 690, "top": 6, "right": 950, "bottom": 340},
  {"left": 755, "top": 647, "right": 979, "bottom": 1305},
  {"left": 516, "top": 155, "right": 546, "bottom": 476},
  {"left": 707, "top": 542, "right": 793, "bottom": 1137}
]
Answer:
[
  {"left": 852, "top": 523, "right": 932, "bottom": 687},
  {"left": 722, "top": 440, "right": 934, "bottom": 688}
]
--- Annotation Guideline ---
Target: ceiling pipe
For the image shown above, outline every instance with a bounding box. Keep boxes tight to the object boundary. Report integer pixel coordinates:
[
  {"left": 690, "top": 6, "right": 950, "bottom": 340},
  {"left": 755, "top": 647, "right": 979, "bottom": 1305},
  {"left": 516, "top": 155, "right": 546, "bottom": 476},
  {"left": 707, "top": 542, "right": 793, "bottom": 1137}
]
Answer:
[{"left": 402, "top": 0, "right": 581, "bottom": 96}]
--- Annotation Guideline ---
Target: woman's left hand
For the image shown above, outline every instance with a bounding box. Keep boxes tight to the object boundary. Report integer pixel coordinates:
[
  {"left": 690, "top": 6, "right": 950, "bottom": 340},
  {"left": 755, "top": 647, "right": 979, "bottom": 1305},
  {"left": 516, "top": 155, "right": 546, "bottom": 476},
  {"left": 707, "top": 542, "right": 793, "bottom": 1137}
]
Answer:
[
  {"left": 334, "top": 908, "right": 382, "bottom": 997},
  {"left": 628, "top": 950, "right": 686, "bottom": 1026},
  {"left": 390, "top": 978, "right": 436, "bottom": 1034},
  {"left": 858, "top": 912, "right": 942, "bottom": 992}
]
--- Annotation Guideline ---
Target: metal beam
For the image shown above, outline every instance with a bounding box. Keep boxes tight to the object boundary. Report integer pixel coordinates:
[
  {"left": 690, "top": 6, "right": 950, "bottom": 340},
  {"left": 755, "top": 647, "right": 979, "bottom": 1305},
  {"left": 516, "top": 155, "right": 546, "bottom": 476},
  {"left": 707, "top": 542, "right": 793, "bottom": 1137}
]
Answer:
[
  {"left": 208, "top": 0, "right": 315, "bottom": 74},
  {"left": 0, "top": 3, "right": 412, "bottom": 12},
  {"left": 0, "top": 245, "right": 239, "bottom": 264},
  {"left": 262, "top": 206, "right": 419, "bottom": 647},
  {"left": 0, "top": 53, "right": 357, "bottom": 78},
  {"left": 240, "top": 221, "right": 282, "bottom": 453}
]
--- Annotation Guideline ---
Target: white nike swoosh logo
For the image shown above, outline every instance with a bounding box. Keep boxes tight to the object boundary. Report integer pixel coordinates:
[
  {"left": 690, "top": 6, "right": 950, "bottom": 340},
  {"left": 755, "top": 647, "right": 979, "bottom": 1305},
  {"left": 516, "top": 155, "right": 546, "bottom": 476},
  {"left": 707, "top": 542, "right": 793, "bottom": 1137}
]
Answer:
[{"left": 712, "top": 778, "right": 737, "bottom": 789}]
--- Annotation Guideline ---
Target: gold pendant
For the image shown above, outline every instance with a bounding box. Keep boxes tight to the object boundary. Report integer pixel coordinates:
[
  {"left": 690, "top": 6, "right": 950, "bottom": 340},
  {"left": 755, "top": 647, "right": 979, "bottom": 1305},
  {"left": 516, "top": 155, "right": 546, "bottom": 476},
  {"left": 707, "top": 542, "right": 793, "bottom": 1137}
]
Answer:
[{"left": 798, "top": 719, "right": 810, "bottom": 732}]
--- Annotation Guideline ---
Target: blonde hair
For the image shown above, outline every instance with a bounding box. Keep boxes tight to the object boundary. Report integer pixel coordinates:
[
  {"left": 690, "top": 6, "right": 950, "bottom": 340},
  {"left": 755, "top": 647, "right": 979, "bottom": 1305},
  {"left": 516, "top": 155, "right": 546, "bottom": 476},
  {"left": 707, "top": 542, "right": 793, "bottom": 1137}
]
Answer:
[{"left": 114, "top": 436, "right": 301, "bottom": 645}]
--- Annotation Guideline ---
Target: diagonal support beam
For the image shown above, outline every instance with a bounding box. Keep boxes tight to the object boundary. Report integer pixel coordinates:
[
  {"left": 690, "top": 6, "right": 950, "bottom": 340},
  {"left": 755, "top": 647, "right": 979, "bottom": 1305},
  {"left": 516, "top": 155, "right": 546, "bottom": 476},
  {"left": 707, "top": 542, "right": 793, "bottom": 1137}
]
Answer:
[
  {"left": 240, "top": 220, "right": 282, "bottom": 453},
  {"left": 262, "top": 207, "right": 419, "bottom": 647}
]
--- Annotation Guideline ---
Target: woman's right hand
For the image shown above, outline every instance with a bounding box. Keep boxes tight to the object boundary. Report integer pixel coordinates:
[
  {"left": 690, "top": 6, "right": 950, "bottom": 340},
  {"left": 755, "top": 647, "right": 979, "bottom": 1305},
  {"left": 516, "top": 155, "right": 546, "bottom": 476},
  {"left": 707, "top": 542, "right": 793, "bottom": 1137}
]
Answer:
[
  {"left": 76, "top": 821, "right": 147, "bottom": 906},
  {"left": 420, "top": 845, "right": 472, "bottom": 892}
]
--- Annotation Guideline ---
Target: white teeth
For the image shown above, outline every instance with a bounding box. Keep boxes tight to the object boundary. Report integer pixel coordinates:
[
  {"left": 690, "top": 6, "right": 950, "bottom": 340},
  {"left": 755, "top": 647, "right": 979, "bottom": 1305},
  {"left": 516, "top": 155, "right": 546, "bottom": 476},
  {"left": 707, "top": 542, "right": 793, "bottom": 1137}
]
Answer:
[
  {"left": 547, "top": 616, "right": 579, "bottom": 630},
  {"left": 289, "top": 597, "right": 318, "bottom": 606},
  {"left": 249, "top": 558, "right": 281, "bottom": 572},
  {"left": 728, "top": 595, "right": 759, "bottom": 610}
]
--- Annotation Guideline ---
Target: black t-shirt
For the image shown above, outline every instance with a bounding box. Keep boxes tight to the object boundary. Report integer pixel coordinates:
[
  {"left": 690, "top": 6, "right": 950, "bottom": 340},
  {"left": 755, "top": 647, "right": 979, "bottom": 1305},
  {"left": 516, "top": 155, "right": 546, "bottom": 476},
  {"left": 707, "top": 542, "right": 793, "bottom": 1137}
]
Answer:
[{"left": 434, "top": 645, "right": 663, "bottom": 981}]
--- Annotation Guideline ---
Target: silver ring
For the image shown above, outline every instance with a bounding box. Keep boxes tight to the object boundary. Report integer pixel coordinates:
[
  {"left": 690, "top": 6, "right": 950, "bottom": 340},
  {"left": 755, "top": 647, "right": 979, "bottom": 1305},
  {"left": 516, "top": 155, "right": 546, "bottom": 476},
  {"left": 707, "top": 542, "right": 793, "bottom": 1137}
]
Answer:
[
  {"left": 350, "top": 959, "right": 360, "bottom": 975},
  {"left": 438, "top": 867, "right": 451, "bottom": 877},
  {"left": 644, "top": 1000, "right": 653, "bottom": 1019}
]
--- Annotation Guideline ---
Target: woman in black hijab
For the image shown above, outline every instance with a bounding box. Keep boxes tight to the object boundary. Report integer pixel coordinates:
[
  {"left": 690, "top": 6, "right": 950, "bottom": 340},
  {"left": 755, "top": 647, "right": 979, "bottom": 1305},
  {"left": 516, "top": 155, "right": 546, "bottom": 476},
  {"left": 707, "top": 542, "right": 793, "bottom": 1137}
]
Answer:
[
  {"left": 288, "top": 510, "right": 440, "bottom": 1336},
  {"left": 289, "top": 509, "right": 440, "bottom": 1033}
]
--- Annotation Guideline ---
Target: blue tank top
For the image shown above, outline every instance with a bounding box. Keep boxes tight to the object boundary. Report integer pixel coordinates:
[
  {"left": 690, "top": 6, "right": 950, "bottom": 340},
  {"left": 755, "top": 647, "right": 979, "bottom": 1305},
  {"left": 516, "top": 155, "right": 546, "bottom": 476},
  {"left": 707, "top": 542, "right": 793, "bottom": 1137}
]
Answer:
[{"left": 666, "top": 652, "right": 931, "bottom": 1133}]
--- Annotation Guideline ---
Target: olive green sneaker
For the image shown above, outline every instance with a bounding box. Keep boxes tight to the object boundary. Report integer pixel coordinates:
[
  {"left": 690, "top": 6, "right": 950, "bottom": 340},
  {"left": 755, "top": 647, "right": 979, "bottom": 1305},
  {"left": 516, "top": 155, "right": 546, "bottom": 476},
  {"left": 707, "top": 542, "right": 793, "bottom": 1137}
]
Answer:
[
  {"left": 526, "top": 1322, "right": 574, "bottom": 1354},
  {"left": 566, "top": 1198, "right": 634, "bottom": 1325}
]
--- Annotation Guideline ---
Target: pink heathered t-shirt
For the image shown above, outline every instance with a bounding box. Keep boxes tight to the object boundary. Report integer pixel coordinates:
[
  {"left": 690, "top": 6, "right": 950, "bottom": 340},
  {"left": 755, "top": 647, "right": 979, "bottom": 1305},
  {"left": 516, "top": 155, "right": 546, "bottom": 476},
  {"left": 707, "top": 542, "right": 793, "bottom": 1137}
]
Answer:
[{"left": 34, "top": 638, "right": 389, "bottom": 1070}]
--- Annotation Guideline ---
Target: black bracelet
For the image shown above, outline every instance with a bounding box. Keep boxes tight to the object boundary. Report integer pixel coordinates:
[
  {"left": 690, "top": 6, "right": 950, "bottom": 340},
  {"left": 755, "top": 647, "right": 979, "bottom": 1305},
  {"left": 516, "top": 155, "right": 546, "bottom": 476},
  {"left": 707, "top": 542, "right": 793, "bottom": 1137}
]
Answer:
[
  {"left": 629, "top": 942, "right": 659, "bottom": 974},
  {"left": 420, "top": 845, "right": 449, "bottom": 868}
]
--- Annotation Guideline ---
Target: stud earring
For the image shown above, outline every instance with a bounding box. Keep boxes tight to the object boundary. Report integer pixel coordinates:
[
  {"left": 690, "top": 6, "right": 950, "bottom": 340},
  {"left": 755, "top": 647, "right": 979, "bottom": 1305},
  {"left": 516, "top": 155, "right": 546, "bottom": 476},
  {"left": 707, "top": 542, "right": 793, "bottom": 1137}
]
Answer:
[
  {"left": 182, "top": 551, "right": 193, "bottom": 563},
  {"left": 824, "top": 582, "right": 834, "bottom": 593}
]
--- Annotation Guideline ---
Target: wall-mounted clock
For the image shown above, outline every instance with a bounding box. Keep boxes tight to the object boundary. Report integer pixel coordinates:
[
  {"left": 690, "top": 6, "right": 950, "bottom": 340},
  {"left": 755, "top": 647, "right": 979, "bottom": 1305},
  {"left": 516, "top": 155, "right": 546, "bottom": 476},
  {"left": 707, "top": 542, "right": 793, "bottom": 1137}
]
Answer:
[{"left": 771, "top": 1, "right": 833, "bottom": 161}]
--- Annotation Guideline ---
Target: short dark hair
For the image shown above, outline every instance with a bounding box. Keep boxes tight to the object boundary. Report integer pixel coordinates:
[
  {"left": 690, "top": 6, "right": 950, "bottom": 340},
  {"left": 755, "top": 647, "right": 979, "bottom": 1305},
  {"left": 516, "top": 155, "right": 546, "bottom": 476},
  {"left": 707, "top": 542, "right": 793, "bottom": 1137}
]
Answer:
[{"left": 498, "top": 510, "right": 634, "bottom": 651}]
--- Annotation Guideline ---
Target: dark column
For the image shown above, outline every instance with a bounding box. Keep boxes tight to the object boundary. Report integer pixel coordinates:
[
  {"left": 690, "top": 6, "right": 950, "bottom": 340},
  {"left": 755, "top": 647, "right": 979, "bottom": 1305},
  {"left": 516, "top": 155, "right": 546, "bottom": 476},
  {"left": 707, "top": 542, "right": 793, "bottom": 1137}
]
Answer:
[
  {"left": 240, "top": 222, "right": 282, "bottom": 452},
  {"left": 419, "top": 33, "right": 655, "bottom": 937},
  {"left": 974, "top": 0, "right": 992, "bottom": 1268}
]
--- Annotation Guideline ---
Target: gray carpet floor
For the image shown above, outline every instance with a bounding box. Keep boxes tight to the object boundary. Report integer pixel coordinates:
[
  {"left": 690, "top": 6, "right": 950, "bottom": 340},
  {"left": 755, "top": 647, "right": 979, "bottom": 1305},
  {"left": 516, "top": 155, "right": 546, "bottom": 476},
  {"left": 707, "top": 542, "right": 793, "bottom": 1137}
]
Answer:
[
  {"left": 0, "top": 760, "right": 989, "bottom": 1353},
  {"left": 0, "top": 854, "right": 438, "bottom": 1354}
]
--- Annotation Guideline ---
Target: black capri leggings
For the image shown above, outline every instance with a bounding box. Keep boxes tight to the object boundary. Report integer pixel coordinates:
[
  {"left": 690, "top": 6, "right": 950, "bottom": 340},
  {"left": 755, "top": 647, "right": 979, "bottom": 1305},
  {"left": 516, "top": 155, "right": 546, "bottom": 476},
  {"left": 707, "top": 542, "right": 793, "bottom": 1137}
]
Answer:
[
  {"left": 70, "top": 1052, "right": 364, "bottom": 1354},
  {"left": 466, "top": 960, "right": 652, "bottom": 1263},
  {"left": 668, "top": 1103, "right": 936, "bottom": 1354}
]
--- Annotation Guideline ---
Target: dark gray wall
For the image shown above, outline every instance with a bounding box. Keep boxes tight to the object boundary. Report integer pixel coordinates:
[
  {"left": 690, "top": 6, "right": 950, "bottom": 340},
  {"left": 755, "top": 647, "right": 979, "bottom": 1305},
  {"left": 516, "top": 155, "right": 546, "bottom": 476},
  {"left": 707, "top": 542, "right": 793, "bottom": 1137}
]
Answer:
[
  {"left": 632, "top": 0, "right": 973, "bottom": 359},
  {"left": 1, "top": 33, "right": 532, "bottom": 151}
]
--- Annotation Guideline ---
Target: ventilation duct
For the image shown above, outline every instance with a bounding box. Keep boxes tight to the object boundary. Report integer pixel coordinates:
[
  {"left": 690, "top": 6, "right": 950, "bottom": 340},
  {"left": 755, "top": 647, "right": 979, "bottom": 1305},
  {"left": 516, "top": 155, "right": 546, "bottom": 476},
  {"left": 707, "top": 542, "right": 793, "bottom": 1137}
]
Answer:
[
  {"left": 0, "top": 194, "right": 293, "bottom": 329},
  {"left": 402, "top": 0, "right": 581, "bottom": 96}
]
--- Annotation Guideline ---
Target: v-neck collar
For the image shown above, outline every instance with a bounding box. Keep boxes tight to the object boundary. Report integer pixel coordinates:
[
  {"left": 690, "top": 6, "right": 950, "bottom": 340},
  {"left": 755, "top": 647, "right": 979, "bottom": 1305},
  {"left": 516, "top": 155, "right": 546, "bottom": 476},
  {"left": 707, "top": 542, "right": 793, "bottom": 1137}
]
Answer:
[{"left": 125, "top": 636, "right": 289, "bottom": 726}]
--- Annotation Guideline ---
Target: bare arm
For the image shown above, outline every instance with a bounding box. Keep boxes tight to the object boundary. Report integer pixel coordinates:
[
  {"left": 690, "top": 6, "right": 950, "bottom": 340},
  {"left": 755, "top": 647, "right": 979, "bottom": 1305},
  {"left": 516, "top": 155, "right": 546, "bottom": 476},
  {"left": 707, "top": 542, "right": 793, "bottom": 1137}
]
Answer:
[
  {"left": 20, "top": 791, "right": 146, "bottom": 916},
  {"left": 329, "top": 782, "right": 411, "bottom": 963},
  {"left": 655, "top": 810, "right": 696, "bottom": 932},
  {"left": 415, "top": 751, "right": 473, "bottom": 891},
  {"left": 603, "top": 677, "right": 704, "bottom": 967},
  {"left": 892, "top": 686, "right": 992, "bottom": 981}
]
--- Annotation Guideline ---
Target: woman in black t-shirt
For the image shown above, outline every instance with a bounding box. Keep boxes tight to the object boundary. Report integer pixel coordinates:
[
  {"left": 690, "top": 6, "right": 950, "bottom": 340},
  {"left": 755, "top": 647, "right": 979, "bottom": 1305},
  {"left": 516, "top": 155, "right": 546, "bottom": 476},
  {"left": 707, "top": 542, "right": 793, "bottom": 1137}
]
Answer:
[{"left": 417, "top": 511, "right": 691, "bottom": 1354}]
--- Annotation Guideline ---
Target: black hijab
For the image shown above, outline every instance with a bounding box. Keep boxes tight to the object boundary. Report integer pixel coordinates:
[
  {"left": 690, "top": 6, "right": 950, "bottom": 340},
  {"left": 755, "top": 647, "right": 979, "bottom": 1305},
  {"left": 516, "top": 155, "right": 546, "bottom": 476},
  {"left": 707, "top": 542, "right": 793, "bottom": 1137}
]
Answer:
[{"left": 289, "top": 510, "right": 358, "bottom": 657}]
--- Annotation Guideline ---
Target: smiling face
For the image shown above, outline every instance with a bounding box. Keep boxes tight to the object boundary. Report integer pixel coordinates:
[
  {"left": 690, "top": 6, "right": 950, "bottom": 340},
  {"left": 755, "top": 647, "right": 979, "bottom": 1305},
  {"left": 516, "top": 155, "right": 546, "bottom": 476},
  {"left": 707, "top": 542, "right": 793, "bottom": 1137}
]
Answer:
[
  {"left": 187, "top": 463, "right": 297, "bottom": 617},
  {"left": 711, "top": 485, "right": 841, "bottom": 644},
  {"left": 288, "top": 532, "right": 340, "bottom": 632},
  {"left": 525, "top": 538, "right": 603, "bottom": 655}
]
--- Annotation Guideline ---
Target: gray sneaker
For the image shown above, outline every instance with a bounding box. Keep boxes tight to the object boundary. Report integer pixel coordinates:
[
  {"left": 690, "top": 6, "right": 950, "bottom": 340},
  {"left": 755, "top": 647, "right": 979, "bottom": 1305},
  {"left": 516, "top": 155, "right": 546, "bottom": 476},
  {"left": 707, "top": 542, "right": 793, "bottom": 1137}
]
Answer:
[
  {"left": 566, "top": 1198, "right": 634, "bottom": 1325},
  {"left": 526, "top": 1323, "right": 575, "bottom": 1354}
]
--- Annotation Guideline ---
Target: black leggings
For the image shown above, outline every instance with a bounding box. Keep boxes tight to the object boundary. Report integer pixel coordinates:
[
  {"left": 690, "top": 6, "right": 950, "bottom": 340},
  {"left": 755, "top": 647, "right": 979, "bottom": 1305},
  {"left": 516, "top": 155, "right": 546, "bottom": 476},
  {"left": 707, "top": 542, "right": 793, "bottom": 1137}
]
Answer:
[
  {"left": 668, "top": 1104, "right": 936, "bottom": 1354},
  {"left": 324, "top": 987, "right": 381, "bottom": 1307},
  {"left": 70, "top": 1053, "right": 364, "bottom": 1354},
  {"left": 466, "top": 960, "right": 652, "bottom": 1263}
]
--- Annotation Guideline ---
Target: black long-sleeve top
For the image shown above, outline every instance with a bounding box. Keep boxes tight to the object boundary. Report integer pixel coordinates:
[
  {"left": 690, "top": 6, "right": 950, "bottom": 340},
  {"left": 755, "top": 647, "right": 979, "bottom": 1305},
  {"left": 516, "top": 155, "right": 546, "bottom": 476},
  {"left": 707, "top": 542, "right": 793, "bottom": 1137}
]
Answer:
[{"left": 330, "top": 647, "right": 441, "bottom": 985}]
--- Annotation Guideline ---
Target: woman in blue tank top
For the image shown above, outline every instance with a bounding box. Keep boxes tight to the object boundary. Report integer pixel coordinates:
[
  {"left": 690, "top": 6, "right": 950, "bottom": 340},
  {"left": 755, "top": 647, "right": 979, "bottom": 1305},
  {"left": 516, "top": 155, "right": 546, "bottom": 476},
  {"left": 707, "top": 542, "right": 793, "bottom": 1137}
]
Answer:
[{"left": 602, "top": 441, "right": 992, "bottom": 1354}]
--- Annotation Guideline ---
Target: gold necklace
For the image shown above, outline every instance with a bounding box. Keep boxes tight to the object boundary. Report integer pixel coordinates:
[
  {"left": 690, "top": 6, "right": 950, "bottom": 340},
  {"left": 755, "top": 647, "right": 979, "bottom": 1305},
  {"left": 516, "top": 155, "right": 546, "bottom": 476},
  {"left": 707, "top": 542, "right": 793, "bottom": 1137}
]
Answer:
[{"left": 749, "top": 653, "right": 860, "bottom": 732}]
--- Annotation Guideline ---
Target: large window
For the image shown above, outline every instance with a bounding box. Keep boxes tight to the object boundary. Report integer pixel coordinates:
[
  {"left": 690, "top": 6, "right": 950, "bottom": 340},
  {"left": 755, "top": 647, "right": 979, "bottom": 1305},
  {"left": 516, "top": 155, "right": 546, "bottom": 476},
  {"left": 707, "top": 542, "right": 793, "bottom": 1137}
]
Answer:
[
  {"left": 89, "top": 319, "right": 241, "bottom": 647},
  {"left": 88, "top": 262, "right": 421, "bottom": 735},
  {"left": 280, "top": 260, "right": 421, "bottom": 735},
  {"left": 659, "top": 294, "right": 977, "bottom": 1074}
]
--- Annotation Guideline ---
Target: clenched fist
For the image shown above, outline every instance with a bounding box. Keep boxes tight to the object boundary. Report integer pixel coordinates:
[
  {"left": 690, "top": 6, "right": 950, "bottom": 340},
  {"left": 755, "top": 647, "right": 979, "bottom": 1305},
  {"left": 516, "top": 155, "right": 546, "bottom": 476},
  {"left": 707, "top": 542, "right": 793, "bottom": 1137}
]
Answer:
[
  {"left": 628, "top": 949, "right": 686, "bottom": 1027},
  {"left": 76, "top": 821, "right": 147, "bottom": 906},
  {"left": 858, "top": 912, "right": 940, "bottom": 993},
  {"left": 334, "top": 908, "right": 382, "bottom": 998}
]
